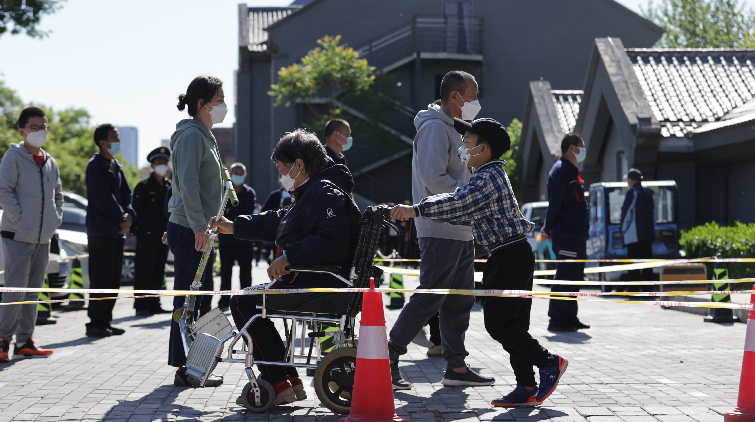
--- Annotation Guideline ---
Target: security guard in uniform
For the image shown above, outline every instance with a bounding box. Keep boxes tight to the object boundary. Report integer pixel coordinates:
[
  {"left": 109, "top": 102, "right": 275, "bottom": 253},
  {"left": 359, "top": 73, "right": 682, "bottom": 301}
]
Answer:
[{"left": 132, "top": 147, "right": 172, "bottom": 317}]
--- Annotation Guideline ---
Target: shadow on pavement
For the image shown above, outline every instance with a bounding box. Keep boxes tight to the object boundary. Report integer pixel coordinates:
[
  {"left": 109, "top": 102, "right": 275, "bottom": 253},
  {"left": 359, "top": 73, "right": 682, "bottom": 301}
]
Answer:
[
  {"left": 544, "top": 331, "right": 591, "bottom": 344},
  {"left": 132, "top": 319, "right": 172, "bottom": 329},
  {"left": 103, "top": 384, "right": 210, "bottom": 420},
  {"left": 40, "top": 336, "right": 99, "bottom": 349}
]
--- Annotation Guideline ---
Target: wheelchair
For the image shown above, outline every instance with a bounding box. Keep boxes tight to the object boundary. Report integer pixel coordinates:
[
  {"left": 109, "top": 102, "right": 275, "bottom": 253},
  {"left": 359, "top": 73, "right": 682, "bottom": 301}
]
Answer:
[{"left": 181, "top": 205, "right": 402, "bottom": 414}]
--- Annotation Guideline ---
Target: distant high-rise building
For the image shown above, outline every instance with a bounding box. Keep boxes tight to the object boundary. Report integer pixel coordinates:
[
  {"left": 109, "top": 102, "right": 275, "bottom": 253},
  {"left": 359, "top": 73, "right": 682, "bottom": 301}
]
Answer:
[
  {"left": 211, "top": 128, "right": 234, "bottom": 164},
  {"left": 116, "top": 126, "right": 139, "bottom": 165},
  {"left": 161, "top": 139, "right": 170, "bottom": 150}
]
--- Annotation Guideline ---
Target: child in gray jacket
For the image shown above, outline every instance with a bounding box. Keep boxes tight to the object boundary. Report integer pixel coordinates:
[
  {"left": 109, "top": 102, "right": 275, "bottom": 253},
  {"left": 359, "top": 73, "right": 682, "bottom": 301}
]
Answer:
[{"left": 0, "top": 107, "right": 63, "bottom": 362}]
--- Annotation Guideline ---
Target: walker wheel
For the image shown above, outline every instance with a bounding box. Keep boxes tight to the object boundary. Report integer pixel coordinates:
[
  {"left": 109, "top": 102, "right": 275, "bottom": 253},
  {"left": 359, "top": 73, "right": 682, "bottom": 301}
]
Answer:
[
  {"left": 172, "top": 308, "right": 184, "bottom": 323},
  {"left": 314, "top": 347, "right": 357, "bottom": 415},
  {"left": 242, "top": 380, "right": 275, "bottom": 412}
]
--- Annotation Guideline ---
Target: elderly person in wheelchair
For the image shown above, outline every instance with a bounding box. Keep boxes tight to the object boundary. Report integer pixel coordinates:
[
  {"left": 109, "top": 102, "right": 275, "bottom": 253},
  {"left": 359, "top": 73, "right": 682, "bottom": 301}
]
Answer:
[{"left": 210, "top": 129, "right": 361, "bottom": 408}]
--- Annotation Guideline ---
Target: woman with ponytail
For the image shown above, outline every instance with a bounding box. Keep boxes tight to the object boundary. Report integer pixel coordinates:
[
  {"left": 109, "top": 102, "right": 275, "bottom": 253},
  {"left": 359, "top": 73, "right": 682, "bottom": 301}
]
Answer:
[{"left": 167, "top": 75, "right": 226, "bottom": 386}]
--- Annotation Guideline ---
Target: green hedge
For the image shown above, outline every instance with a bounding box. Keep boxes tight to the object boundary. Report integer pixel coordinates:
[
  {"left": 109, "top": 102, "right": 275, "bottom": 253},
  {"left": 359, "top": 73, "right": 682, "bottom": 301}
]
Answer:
[{"left": 680, "top": 222, "right": 755, "bottom": 281}]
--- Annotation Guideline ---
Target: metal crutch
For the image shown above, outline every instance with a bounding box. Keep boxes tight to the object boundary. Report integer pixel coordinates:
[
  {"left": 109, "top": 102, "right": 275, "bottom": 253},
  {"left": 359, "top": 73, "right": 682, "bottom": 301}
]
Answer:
[{"left": 174, "top": 167, "right": 239, "bottom": 356}]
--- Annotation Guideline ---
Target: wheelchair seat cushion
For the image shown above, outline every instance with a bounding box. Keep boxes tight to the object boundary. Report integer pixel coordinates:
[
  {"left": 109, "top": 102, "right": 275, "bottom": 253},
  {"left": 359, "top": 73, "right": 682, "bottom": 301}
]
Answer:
[{"left": 266, "top": 292, "right": 350, "bottom": 316}]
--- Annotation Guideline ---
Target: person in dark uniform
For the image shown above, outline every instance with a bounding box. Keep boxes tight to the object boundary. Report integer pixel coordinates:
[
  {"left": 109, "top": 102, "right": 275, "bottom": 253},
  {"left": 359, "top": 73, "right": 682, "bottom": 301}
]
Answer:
[
  {"left": 132, "top": 147, "right": 172, "bottom": 317},
  {"left": 217, "top": 163, "right": 256, "bottom": 311},
  {"left": 323, "top": 118, "right": 351, "bottom": 166},
  {"left": 541, "top": 133, "right": 591, "bottom": 332}
]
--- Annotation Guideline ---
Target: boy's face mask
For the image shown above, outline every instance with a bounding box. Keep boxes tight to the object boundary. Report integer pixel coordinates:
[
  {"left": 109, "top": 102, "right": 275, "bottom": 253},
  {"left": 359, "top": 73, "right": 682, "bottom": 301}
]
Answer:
[{"left": 458, "top": 143, "right": 483, "bottom": 166}]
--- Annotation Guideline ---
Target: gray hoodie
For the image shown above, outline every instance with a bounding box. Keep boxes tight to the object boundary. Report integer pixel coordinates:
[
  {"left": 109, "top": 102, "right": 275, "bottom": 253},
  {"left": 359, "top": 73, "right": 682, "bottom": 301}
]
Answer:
[
  {"left": 168, "top": 119, "right": 222, "bottom": 233},
  {"left": 412, "top": 104, "right": 473, "bottom": 241},
  {"left": 0, "top": 142, "right": 63, "bottom": 244}
]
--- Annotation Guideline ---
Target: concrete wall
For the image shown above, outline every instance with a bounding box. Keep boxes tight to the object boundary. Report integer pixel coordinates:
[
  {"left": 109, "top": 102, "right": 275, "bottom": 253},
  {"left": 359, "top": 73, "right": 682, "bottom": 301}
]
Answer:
[
  {"left": 599, "top": 121, "right": 624, "bottom": 182},
  {"left": 728, "top": 160, "right": 755, "bottom": 224}
]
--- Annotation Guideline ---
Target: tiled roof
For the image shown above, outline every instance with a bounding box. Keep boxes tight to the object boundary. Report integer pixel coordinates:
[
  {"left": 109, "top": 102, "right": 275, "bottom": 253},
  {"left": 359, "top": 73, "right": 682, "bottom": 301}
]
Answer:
[
  {"left": 628, "top": 49, "right": 755, "bottom": 137},
  {"left": 552, "top": 90, "right": 582, "bottom": 134},
  {"left": 248, "top": 7, "right": 297, "bottom": 52}
]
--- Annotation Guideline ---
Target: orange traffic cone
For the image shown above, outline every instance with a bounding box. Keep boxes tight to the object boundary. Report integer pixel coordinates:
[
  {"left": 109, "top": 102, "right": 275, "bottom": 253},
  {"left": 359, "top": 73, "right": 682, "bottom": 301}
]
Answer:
[
  {"left": 725, "top": 293, "right": 755, "bottom": 422},
  {"left": 339, "top": 278, "right": 407, "bottom": 422}
]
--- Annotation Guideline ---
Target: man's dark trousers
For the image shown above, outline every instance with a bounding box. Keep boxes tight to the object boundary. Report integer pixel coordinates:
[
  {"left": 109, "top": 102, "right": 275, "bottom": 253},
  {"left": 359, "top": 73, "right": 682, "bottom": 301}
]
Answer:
[
  {"left": 483, "top": 242, "right": 553, "bottom": 386},
  {"left": 133, "top": 239, "right": 169, "bottom": 312},
  {"left": 218, "top": 243, "right": 253, "bottom": 309},
  {"left": 87, "top": 236, "right": 125, "bottom": 329},
  {"left": 548, "top": 237, "right": 586, "bottom": 327},
  {"left": 627, "top": 240, "right": 654, "bottom": 292}
]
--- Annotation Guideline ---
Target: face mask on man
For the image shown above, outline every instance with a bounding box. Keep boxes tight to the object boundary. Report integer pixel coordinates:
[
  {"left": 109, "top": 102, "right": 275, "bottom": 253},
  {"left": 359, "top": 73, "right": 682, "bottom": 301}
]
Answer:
[
  {"left": 575, "top": 146, "right": 587, "bottom": 163},
  {"left": 456, "top": 95, "right": 481, "bottom": 120},
  {"left": 231, "top": 174, "right": 245, "bottom": 186},
  {"left": 207, "top": 102, "right": 228, "bottom": 124},
  {"left": 280, "top": 163, "right": 301, "bottom": 192},
  {"left": 108, "top": 141, "right": 122, "bottom": 156},
  {"left": 23, "top": 130, "right": 47, "bottom": 148},
  {"left": 458, "top": 143, "right": 484, "bottom": 167},
  {"left": 340, "top": 133, "right": 353, "bottom": 151},
  {"left": 154, "top": 164, "right": 169, "bottom": 176}
]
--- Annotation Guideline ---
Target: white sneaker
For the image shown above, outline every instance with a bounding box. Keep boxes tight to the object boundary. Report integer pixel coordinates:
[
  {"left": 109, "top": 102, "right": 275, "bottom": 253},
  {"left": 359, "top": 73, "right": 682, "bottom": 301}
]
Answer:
[
  {"left": 411, "top": 328, "right": 433, "bottom": 348},
  {"left": 426, "top": 344, "right": 443, "bottom": 357}
]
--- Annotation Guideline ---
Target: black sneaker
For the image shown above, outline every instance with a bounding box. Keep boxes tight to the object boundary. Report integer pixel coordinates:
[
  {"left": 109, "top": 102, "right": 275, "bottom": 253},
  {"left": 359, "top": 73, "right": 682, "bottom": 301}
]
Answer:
[
  {"left": 390, "top": 361, "right": 411, "bottom": 390},
  {"left": 108, "top": 326, "right": 126, "bottom": 335},
  {"left": 151, "top": 308, "right": 171, "bottom": 314},
  {"left": 86, "top": 326, "right": 112, "bottom": 338},
  {"left": 574, "top": 321, "right": 590, "bottom": 330},
  {"left": 135, "top": 309, "right": 153, "bottom": 317},
  {"left": 442, "top": 366, "right": 495, "bottom": 386},
  {"left": 174, "top": 366, "right": 223, "bottom": 387}
]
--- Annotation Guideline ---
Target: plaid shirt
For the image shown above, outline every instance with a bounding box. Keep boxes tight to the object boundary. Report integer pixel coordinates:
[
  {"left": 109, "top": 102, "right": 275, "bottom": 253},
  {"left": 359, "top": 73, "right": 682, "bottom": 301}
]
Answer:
[{"left": 415, "top": 159, "right": 535, "bottom": 256}]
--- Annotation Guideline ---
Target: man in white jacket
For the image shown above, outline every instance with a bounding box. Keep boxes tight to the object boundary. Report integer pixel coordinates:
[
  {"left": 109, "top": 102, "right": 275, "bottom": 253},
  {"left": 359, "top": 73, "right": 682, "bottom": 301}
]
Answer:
[
  {"left": 0, "top": 107, "right": 63, "bottom": 362},
  {"left": 388, "top": 71, "right": 494, "bottom": 389}
]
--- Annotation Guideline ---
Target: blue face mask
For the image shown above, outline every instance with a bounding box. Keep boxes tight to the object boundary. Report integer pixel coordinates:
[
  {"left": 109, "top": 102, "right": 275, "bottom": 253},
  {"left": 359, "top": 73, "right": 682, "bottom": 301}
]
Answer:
[
  {"left": 339, "top": 133, "right": 353, "bottom": 151},
  {"left": 231, "top": 175, "right": 245, "bottom": 186},
  {"left": 108, "top": 142, "right": 121, "bottom": 156},
  {"left": 575, "top": 146, "right": 586, "bottom": 163}
]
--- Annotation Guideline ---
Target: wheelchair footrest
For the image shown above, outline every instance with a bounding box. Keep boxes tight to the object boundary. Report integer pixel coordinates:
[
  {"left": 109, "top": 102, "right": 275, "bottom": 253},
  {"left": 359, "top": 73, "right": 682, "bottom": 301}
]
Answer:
[{"left": 186, "top": 332, "right": 224, "bottom": 387}]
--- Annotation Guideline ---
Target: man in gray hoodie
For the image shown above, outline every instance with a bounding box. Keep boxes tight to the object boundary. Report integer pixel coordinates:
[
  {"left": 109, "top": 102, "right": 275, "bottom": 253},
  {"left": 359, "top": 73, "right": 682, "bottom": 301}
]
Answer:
[
  {"left": 389, "top": 71, "right": 494, "bottom": 389},
  {"left": 0, "top": 107, "right": 62, "bottom": 362}
]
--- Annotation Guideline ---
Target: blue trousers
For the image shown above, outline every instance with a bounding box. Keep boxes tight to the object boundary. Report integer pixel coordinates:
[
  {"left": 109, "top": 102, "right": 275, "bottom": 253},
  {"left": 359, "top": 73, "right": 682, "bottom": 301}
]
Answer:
[
  {"left": 547, "top": 237, "right": 586, "bottom": 327},
  {"left": 167, "top": 223, "right": 211, "bottom": 367}
]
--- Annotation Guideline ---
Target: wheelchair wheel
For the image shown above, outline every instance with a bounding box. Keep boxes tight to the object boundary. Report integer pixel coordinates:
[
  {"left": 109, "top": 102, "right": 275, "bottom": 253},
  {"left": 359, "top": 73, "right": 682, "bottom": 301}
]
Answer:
[
  {"left": 242, "top": 380, "right": 275, "bottom": 413},
  {"left": 314, "top": 347, "right": 357, "bottom": 415}
]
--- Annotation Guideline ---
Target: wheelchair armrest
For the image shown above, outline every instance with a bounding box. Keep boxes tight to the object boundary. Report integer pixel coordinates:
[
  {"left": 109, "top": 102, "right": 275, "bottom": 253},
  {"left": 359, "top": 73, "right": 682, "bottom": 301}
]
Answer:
[{"left": 286, "top": 265, "right": 341, "bottom": 273}]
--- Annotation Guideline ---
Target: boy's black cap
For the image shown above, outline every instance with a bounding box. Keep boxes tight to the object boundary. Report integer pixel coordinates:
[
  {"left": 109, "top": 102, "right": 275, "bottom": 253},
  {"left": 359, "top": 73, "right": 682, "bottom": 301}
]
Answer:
[
  {"left": 627, "top": 168, "right": 642, "bottom": 180},
  {"left": 147, "top": 147, "right": 170, "bottom": 163},
  {"left": 453, "top": 118, "right": 511, "bottom": 154}
]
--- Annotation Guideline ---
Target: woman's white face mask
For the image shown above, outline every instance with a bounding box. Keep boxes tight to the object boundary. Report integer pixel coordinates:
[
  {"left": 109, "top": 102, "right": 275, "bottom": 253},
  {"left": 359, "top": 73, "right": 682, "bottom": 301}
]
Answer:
[
  {"left": 280, "top": 163, "right": 301, "bottom": 192},
  {"left": 206, "top": 102, "right": 228, "bottom": 124}
]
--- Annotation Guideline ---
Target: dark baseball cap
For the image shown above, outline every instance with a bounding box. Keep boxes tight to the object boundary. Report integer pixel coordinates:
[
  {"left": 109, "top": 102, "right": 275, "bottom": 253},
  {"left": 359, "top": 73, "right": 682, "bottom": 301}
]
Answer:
[
  {"left": 628, "top": 168, "right": 642, "bottom": 180},
  {"left": 453, "top": 118, "right": 511, "bottom": 154}
]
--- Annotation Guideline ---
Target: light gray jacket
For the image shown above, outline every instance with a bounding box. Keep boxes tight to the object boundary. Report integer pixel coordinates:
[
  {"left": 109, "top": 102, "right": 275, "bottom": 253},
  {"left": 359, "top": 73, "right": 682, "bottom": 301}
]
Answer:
[
  {"left": 0, "top": 142, "right": 63, "bottom": 244},
  {"left": 412, "top": 104, "right": 473, "bottom": 241},
  {"left": 168, "top": 119, "right": 223, "bottom": 233}
]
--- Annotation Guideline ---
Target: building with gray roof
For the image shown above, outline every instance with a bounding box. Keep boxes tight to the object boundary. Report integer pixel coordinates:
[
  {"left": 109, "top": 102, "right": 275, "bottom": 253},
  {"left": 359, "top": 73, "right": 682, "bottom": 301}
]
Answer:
[
  {"left": 519, "top": 37, "right": 755, "bottom": 226},
  {"left": 235, "top": 1, "right": 663, "bottom": 206}
]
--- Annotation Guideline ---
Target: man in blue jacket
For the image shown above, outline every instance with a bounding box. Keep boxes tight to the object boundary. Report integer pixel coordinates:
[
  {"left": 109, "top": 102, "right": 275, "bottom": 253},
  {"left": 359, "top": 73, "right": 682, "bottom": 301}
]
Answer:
[
  {"left": 620, "top": 169, "right": 655, "bottom": 292},
  {"left": 85, "top": 124, "right": 135, "bottom": 338},
  {"left": 542, "top": 133, "right": 590, "bottom": 332},
  {"left": 217, "top": 162, "right": 256, "bottom": 311}
]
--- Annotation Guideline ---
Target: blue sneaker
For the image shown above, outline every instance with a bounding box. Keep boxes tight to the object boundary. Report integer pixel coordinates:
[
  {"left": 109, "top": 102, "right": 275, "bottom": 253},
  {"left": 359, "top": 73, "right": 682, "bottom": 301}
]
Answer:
[
  {"left": 536, "top": 354, "right": 568, "bottom": 402},
  {"left": 492, "top": 385, "right": 540, "bottom": 407}
]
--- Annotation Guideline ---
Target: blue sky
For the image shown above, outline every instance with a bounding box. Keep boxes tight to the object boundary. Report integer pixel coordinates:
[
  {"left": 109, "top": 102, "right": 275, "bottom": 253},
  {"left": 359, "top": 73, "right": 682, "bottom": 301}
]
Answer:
[{"left": 1, "top": 0, "right": 754, "bottom": 167}]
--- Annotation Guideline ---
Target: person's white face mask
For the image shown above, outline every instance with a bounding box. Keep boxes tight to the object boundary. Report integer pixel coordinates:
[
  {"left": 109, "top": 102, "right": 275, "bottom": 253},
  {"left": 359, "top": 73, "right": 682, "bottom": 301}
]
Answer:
[
  {"left": 154, "top": 164, "right": 169, "bottom": 176},
  {"left": 24, "top": 129, "right": 47, "bottom": 148},
  {"left": 456, "top": 95, "right": 481, "bottom": 120},
  {"left": 458, "top": 143, "right": 483, "bottom": 166},
  {"left": 575, "top": 146, "right": 587, "bottom": 163},
  {"left": 280, "top": 163, "right": 301, "bottom": 192},
  {"left": 207, "top": 102, "right": 228, "bottom": 124}
]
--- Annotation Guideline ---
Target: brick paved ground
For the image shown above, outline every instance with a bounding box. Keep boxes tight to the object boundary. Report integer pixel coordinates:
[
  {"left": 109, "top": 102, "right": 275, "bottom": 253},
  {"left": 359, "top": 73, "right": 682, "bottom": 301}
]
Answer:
[{"left": 0, "top": 263, "right": 749, "bottom": 421}]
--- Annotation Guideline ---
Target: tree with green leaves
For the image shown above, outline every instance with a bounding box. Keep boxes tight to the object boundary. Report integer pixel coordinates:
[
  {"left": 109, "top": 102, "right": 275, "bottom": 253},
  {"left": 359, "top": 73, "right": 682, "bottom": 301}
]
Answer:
[
  {"left": 502, "top": 119, "right": 522, "bottom": 204},
  {"left": 0, "top": 79, "right": 141, "bottom": 195},
  {"left": 0, "top": 0, "right": 65, "bottom": 39},
  {"left": 642, "top": 0, "right": 755, "bottom": 48},
  {"left": 269, "top": 35, "right": 403, "bottom": 146}
]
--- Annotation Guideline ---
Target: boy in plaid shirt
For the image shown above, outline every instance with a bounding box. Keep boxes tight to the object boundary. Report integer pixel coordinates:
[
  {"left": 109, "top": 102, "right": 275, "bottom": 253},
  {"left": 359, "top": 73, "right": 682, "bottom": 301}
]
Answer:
[{"left": 391, "top": 117, "right": 568, "bottom": 407}]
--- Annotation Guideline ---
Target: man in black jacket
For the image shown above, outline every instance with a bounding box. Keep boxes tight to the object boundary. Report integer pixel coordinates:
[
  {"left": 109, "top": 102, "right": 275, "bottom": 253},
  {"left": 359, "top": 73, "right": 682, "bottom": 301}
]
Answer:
[
  {"left": 132, "top": 147, "right": 171, "bottom": 316},
  {"left": 620, "top": 169, "right": 655, "bottom": 292},
  {"left": 217, "top": 163, "right": 256, "bottom": 311},
  {"left": 85, "top": 124, "right": 135, "bottom": 337},
  {"left": 541, "top": 133, "right": 590, "bottom": 332}
]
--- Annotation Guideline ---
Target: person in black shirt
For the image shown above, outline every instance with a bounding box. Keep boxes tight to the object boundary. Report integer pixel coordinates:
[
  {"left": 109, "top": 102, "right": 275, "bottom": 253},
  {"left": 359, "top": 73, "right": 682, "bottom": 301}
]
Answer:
[
  {"left": 323, "top": 118, "right": 351, "bottom": 166},
  {"left": 217, "top": 163, "right": 256, "bottom": 311},
  {"left": 132, "top": 147, "right": 172, "bottom": 317}
]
